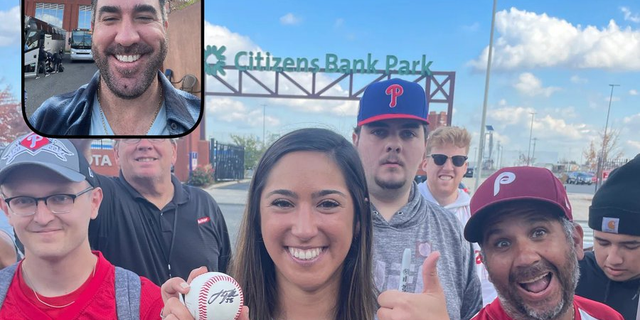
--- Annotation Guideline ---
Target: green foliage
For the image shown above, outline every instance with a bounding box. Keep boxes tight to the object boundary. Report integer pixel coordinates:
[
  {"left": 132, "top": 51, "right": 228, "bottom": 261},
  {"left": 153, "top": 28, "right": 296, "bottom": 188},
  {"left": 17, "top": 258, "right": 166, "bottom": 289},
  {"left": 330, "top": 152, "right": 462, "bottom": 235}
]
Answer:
[
  {"left": 0, "top": 87, "right": 29, "bottom": 144},
  {"left": 188, "top": 164, "right": 214, "bottom": 187},
  {"left": 229, "top": 133, "right": 280, "bottom": 170}
]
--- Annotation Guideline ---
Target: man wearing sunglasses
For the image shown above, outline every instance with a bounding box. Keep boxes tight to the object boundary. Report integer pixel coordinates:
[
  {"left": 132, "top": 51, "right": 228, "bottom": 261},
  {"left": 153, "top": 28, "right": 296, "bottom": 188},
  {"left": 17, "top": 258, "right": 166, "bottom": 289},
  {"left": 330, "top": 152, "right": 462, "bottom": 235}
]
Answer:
[
  {"left": 77, "top": 138, "right": 232, "bottom": 287},
  {"left": 417, "top": 126, "right": 497, "bottom": 306},
  {"left": 353, "top": 79, "right": 482, "bottom": 320},
  {"left": 0, "top": 133, "right": 163, "bottom": 318}
]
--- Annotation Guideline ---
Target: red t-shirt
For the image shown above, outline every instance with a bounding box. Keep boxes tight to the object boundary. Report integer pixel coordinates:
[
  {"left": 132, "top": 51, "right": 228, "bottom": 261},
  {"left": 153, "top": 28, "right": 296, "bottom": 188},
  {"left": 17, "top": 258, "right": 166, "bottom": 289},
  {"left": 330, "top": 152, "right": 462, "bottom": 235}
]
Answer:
[
  {"left": 0, "top": 251, "right": 163, "bottom": 320},
  {"left": 471, "top": 295, "right": 624, "bottom": 320}
]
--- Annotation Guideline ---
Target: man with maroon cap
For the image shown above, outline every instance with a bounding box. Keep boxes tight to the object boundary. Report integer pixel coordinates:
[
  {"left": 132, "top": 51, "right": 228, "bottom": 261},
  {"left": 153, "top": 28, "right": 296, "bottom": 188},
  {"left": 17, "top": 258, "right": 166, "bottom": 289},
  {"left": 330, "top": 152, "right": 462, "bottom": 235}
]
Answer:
[
  {"left": 464, "top": 166, "right": 623, "bottom": 320},
  {"left": 353, "top": 78, "right": 481, "bottom": 320}
]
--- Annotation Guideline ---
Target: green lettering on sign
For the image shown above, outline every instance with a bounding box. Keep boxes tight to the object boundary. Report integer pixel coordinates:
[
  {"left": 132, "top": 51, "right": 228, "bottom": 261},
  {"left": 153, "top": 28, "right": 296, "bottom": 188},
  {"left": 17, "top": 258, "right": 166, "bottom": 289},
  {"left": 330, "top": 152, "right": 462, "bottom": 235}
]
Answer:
[{"left": 204, "top": 46, "right": 433, "bottom": 76}]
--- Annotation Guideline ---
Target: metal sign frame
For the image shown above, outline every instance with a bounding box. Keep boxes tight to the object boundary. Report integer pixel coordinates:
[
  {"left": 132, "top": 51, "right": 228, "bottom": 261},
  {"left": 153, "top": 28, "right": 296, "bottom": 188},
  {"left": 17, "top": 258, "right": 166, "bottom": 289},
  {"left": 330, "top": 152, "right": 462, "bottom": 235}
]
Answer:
[{"left": 205, "top": 66, "right": 455, "bottom": 125}]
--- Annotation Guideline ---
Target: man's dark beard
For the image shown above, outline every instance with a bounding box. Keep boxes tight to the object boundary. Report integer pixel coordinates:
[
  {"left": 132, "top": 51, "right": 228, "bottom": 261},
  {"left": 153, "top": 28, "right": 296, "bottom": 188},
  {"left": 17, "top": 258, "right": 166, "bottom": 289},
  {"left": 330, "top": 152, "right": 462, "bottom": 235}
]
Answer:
[
  {"left": 93, "top": 39, "right": 168, "bottom": 99},
  {"left": 490, "top": 247, "right": 579, "bottom": 320},
  {"left": 374, "top": 176, "right": 406, "bottom": 190}
]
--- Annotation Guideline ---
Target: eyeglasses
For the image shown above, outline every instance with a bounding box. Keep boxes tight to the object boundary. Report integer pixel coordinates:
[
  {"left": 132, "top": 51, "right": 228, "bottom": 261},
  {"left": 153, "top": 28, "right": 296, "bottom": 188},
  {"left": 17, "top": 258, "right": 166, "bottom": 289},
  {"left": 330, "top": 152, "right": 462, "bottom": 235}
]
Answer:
[
  {"left": 428, "top": 154, "right": 468, "bottom": 167},
  {"left": 121, "top": 139, "right": 167, "bottom": 144},
  {"left": 3, "top": 187, "right": 94, "bottom": 216}
]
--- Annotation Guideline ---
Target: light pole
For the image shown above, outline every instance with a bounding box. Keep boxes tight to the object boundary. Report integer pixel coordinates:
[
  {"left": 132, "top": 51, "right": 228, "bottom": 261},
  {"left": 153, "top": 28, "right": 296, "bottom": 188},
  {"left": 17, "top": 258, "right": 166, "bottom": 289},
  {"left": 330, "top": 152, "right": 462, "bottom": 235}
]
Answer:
[
  {"left": 474, "top": 0, "right": 497, "bottom": 191},
  {"left": 486, "top": 125, "right": 494, "bottom": 169},
  {"left": 526, "top": 112, "right": 536, "bottom": 166},
  {"left": 262, "top": 104, "right": 267, "bottom": 148},
  {"left": 596, "top": 84, "right": 620, "bottom": 189},
  {"left": 496, "top": 140, "right": 501, "bottom": 169},
  {"left": 531, "top": 137, "right": 537, "bottom": 166}
]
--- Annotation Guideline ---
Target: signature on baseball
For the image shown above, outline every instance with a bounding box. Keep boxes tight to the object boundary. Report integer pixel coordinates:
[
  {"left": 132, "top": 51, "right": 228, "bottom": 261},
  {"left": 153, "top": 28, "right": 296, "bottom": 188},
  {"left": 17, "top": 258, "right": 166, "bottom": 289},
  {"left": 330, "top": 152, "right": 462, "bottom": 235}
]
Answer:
[{"left": 209, "top": 289, "right": 239, "bottom": 305}]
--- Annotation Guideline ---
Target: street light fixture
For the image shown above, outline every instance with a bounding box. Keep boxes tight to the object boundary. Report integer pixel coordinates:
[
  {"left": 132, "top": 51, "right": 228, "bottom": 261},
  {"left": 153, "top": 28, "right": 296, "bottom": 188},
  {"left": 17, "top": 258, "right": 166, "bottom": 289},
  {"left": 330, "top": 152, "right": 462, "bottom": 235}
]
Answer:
[
  {"left": 262, "top": 104, "right": 267, "bottom": 148},
  {"left": 486, "top": 125, "right": 494, "bottom": 169},
  {"left": 474, "top": 0, "right": 498, "bottom": 191},
  {"left": 596, "top": 84, "right": 620, "bottom": 189},
  {"left": 531, "top": 137, "right": 538, "bottom": 166},
  {"left": 526, "top": 112, "right": 536, "bottom": 166}
]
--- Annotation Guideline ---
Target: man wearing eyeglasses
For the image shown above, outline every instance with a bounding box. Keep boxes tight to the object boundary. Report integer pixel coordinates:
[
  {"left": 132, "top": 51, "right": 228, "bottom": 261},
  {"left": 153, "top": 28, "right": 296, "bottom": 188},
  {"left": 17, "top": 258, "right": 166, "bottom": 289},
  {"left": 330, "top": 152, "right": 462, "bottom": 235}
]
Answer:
[
  {"left": 0, "top": 133, "right": 163, "bottom": 319},
  {"left": 417, "top": 126, "right": 497, "bottom": 306},
  {"left": 83, "top": 138, "right": 231, "bottom": 287},
  {"left": 353, "top": 79, "right": 482, "bottom": 320}
]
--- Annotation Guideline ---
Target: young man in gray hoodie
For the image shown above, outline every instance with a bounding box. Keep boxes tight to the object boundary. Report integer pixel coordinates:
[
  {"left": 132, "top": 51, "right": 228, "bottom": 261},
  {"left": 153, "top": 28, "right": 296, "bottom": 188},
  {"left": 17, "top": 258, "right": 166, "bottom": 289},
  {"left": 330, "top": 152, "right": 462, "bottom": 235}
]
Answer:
[
  {"left": 353, "top": 79, "right": 482, "bottom": 320},
  {"left": 417, "top": 126, "right": 497, "bottom": 306}
]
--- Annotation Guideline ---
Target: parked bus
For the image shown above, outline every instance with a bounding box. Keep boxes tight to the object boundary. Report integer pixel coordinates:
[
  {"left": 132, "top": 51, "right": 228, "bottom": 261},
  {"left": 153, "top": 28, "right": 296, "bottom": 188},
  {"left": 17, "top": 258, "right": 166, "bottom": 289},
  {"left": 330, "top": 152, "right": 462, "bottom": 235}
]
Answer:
[
  {"left": 24, "top": 15, "right": 66, "bottom": 78},
  {"left": 69, "top": 29, "right": 93, "bottom": 61}
]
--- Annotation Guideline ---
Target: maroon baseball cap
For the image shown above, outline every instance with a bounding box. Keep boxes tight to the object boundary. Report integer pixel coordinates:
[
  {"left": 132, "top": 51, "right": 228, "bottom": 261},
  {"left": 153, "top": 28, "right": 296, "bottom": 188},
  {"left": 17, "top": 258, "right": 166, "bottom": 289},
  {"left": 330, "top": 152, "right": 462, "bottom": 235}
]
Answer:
[{"left": 464, "top": 166, "right": 573, "bottom": 243}]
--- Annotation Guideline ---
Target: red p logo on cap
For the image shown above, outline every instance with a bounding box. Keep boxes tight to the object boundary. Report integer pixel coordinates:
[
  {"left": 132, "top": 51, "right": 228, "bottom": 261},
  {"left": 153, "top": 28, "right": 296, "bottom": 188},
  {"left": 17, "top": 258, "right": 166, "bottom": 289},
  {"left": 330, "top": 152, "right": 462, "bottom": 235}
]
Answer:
[{"left": 385, "top": 84, "right": 404, "bottom": 108}]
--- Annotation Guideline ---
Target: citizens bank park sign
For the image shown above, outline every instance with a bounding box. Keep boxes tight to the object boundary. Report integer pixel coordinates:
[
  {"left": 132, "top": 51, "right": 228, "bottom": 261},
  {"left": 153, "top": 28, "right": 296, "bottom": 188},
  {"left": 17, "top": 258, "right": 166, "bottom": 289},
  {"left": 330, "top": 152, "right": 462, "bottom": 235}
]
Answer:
[{"left": 205, "top": 45, "right": 434, "bottom": 76}]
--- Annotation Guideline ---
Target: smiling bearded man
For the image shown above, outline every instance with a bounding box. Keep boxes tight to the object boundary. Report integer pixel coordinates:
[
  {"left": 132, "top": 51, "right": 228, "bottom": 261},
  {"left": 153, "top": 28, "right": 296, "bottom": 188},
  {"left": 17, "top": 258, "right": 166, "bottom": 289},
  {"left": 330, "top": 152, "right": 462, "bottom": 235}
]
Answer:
[
  {"left": 29, "top": 0, "right": 201, "bottom": 136},
  {"left": 93, "top": 34, "right": 168, "bottom": 100},
  {"left": 464, "top": 166, "right": 624, "bottom": 320}
]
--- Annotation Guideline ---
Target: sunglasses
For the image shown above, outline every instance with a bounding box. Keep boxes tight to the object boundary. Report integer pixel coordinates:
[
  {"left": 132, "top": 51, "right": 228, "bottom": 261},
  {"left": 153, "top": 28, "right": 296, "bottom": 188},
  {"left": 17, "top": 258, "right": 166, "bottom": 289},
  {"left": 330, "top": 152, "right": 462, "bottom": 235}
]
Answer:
[{"left": 428, "top": 154, "right": 468, "bottom": 167}]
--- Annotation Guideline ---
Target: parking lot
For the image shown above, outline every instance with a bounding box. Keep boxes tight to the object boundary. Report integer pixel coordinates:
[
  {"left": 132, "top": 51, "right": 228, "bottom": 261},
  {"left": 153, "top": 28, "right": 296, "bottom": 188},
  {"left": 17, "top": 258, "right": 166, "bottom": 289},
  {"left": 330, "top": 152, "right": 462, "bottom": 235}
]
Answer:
[{"left": 24, "top": 54, "right": 97, "bottom": 118}]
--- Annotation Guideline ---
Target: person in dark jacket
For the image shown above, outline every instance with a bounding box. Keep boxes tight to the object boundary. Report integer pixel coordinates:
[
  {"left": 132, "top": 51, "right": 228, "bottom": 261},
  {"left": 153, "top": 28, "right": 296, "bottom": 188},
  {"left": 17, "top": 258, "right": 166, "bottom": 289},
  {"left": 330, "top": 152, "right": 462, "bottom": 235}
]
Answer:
[
  {"left": 51, "top": 48, "right": 64, "bottom": 73},
  {"left": 35, "top": 44, "right": 50, "bottom": 79},
  {"left": 576, "top": 154, "right": 640, "bottom": 320},
  {"left": 28, "top": 0, "right": 201, "bottom": 136}
]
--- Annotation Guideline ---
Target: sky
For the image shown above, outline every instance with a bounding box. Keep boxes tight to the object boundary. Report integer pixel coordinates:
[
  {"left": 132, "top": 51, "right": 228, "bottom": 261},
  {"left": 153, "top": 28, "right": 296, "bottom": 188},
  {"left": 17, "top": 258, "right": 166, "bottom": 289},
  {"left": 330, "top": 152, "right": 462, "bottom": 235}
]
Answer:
[
  {"left": 0, "top": 2, "right": 20, "bottom": 99},
  {"left": 204, "top": 0, "right": 640, "bottom": 167}
]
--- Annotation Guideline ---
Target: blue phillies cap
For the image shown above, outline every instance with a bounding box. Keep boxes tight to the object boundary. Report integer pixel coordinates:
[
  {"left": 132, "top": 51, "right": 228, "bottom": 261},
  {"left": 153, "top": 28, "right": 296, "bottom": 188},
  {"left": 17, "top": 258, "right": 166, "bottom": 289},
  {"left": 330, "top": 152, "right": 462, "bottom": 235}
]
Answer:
[{"left": 357, "top": 78, "right": 429, "bottom": 126}]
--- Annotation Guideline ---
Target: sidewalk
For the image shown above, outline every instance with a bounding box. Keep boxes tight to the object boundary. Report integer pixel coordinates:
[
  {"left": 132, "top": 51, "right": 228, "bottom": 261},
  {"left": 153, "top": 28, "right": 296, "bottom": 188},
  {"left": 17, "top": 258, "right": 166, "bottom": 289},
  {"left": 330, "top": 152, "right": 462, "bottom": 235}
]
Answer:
[
  {"left": 204, "top": 179, "right": 251, "bottom": 205},
  {"left": 207, "top": 179, "right": 251, "bottom": 189},
  {"left": 567, "top": 193, "right": 593, "bottom": 222}
]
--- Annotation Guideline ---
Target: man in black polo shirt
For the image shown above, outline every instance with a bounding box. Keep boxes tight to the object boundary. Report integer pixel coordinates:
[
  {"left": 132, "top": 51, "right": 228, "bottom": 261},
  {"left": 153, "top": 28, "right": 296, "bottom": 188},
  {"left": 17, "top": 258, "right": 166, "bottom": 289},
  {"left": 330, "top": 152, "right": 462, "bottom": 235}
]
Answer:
[{"left": 83, "top": 138, "right": 231, "bottom": 286}]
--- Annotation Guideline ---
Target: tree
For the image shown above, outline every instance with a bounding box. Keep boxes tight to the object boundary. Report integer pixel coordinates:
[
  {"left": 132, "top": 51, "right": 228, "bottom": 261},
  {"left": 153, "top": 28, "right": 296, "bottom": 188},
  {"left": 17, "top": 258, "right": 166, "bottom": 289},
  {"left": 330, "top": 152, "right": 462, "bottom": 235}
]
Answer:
[
  {"left": 517, "top": 153, "right": 535, "bottom": 167},
  {"left": 230, "top": 134, "right": 263, "bottom": 170},
  {"left": 0, "top": 87, "right": 29, "bottom": 145},
  {"left": 583, "top": 140, "right": 598, "bottom": 171},
  {"left": 230, "top": 132, "right": 281, "bottom": 170},
  {"left": 583, "top": 128, "right": 625, "bottom": 171}
]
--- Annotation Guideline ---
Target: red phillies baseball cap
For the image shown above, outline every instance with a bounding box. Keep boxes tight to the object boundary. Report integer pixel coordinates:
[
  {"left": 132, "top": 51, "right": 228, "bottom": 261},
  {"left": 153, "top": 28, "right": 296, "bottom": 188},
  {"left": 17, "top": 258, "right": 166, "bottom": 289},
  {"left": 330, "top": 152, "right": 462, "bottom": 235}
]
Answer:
[{"left": 464, "top": 166, "right": 573, "bottom": 243}]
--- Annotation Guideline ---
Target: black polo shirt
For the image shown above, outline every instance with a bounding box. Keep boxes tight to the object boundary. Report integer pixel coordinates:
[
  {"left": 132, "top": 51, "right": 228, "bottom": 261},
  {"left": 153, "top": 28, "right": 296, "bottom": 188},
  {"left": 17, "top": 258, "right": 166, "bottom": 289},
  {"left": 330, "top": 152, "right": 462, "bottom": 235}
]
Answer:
[{"left": 89, "top": 172, "right": 231, "bottom": 286}]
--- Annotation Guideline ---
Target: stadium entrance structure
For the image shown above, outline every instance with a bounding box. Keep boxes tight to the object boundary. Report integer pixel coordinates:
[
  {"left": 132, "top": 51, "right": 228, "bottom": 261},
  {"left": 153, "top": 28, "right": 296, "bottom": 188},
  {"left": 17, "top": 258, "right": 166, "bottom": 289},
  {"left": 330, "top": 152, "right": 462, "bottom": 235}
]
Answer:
[{"left": 204, "top": 46, "right": 456, "bottom": 126}]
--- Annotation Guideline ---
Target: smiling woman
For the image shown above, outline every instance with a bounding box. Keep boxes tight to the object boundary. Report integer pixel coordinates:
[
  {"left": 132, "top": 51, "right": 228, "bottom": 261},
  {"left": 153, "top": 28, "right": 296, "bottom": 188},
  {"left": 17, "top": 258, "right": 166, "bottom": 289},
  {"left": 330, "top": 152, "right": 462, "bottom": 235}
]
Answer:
[{"left": 232, "top": 128, "right": 378, "bottom": 320}]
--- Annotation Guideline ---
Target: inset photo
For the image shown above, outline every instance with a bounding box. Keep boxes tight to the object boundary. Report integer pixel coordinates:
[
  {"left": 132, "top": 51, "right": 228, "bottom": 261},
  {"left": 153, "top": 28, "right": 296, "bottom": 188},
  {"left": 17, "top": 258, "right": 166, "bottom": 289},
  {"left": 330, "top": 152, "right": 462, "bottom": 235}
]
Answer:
[{"left": 23, "top": 0, "right": 202, "bottom": 137}]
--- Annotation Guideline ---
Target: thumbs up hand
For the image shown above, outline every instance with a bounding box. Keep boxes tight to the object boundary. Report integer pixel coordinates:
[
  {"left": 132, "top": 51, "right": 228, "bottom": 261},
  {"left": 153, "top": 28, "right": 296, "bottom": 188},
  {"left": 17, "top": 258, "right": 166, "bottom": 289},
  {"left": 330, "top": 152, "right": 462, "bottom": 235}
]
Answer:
[{"left": 377, "top": 251, "right": 450, "bottom": 320}]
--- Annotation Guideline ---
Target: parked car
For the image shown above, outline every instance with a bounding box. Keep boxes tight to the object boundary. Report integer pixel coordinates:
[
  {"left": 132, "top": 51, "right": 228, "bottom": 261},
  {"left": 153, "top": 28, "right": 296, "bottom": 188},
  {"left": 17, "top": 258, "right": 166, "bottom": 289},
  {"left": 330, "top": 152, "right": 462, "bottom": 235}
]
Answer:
[
  {"left": 576, "top": 173, "right": 594, "bottom": 185},
  {"left": 464, "top": 167, "right": 474, "bottom": 178},
  {"left": 566, "top": 171, "right": 580, "bottom": 184}
]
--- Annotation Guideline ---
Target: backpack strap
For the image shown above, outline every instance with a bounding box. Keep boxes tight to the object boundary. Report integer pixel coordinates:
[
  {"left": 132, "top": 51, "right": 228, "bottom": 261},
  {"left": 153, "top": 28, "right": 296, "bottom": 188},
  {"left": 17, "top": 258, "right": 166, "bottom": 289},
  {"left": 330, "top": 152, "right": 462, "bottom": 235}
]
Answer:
[
  {"left": 114, "top": 266, "right": 141, "bottom": 320},
  {"left": 0, "top": 263, "right": 19, "bottom": 307}
]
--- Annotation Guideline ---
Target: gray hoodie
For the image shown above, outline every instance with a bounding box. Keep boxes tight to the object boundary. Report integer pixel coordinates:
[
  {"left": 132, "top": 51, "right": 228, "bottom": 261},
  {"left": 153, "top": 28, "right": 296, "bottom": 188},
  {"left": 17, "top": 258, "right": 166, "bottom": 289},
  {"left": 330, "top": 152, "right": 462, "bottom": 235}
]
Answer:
[
  {"left": 417, "top": 181, "right": 498, "bottom": 306},
  {"left": 372, "top": 182, "right": 482, "bottom": 320}
]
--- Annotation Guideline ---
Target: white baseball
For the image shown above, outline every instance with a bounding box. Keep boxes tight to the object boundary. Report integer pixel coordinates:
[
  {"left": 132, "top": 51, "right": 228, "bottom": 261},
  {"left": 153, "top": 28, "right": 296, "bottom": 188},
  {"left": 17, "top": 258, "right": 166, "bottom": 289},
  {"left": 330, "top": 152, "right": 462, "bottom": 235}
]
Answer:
[{"left": 184, "top": 272, "right": 244, "bottom": 320}]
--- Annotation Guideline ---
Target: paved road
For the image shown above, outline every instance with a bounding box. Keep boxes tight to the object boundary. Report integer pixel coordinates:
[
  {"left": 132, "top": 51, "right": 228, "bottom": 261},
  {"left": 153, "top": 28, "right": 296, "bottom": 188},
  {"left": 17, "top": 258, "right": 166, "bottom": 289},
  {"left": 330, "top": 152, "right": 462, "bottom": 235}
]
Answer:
[
  {"left": 24, "top": 55, "right": 97, "bottom": 117},
  {"left": 206, "top": 181, "right": 251, "bottom": 252},
  {"left": 207, "top": 179, "right": 595, "bottom": 251},
  {"left": 565, "top": 183, "right": 597, "bottom": 195}
]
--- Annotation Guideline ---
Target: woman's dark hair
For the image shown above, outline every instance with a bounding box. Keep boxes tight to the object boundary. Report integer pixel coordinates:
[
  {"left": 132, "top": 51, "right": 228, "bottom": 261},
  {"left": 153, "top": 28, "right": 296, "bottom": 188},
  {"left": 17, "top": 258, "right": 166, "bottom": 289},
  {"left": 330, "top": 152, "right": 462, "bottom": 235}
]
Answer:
[{"left": 231, "top": 128, "right": 377, "bottom": 320}]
